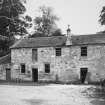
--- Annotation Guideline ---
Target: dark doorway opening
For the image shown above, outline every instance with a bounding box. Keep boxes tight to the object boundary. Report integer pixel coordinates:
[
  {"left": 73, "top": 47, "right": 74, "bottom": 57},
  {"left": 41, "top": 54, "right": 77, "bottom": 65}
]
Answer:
[
  {"left": 80, "top": 68, "right": 88, "bottom": 83},
  {"left": 6, "top": 68, "right": 11, "bottom": 81},
  {"left": 32, "top": 68, "right": 38, "bottom": 82}
]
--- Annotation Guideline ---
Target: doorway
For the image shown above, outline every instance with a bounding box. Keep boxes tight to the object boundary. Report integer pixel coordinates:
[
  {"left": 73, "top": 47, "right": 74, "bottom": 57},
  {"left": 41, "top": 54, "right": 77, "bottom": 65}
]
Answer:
[
  {"left": 32, "top": 68, "right": 38, "bottom": 82},
  {"left": 80, "top": 68, "right": 88, "bottom": 83},
  {"left": 6, "top": 68, "right": 11, "bottom": 81}
]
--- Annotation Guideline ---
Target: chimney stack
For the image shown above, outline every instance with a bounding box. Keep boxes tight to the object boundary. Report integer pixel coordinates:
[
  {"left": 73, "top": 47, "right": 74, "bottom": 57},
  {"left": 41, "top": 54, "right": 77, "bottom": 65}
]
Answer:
[
  {"left": 67, "top": 25, "right": 71, "bottom": 36},
  {"left": 66, "top": 25, "right": 72, "bottom": 45}
]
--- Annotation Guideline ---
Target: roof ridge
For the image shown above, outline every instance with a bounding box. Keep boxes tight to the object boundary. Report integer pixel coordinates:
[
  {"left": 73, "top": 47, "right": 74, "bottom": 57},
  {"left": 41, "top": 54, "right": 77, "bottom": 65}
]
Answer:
[{"left": 28, "top": 35, "right": 65, "bottom": 39}]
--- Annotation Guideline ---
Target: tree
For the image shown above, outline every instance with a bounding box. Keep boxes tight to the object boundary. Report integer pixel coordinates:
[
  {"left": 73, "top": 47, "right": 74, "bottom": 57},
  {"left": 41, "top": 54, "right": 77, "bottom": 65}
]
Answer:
[
  {"left": 0, "top": 0, "right": 32, "bottom": 38},
  {"left": 30, "top": 29, "right": 63, "bottom": 38},
  {"left": 99, "top": 6, "right": 105, "bottom": 26},
  {"left": 99, "top": 6, "right": 105, "bottom": 33},
  {"left": 33, "top": 5, "right": 61, "bottom": 37},
  {"left": 0, "top": 0, "right": 32, "bottom": 57},
  {"left": 52, "top": 29, "right": 62, "bottom": 36}
]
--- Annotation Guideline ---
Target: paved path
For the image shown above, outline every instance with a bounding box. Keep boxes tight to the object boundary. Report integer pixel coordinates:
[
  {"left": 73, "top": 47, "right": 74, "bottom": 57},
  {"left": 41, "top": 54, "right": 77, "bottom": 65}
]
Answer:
[{"left": 0, "top": 84, "right": 104, "bottom": 105}]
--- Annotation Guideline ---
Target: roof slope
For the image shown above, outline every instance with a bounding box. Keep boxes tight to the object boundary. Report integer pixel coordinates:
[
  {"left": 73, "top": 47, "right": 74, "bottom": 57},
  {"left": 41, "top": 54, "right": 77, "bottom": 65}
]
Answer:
[
  {"left": 72, "top": 33, "right": 105, "bottom": 45},
  {"left": 11, "top": 36, "right": 66, "bottom": 48},
  {"left": 10, "top": 34, "right": 105, "bottom": 48},
  {"left": 0, "top": 54, "right": 11, "bottom": 65}
]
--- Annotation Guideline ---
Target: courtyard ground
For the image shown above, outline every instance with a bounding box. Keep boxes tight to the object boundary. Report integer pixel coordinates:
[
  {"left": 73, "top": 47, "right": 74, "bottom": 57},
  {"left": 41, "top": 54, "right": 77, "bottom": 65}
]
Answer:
[{"left": 0, "top": 84, "right": 105, "bottom": 105}]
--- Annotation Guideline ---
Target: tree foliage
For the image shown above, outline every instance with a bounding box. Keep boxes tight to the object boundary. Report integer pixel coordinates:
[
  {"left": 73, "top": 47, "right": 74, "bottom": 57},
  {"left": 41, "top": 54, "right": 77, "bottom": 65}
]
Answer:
[
  {"left": 99, "top": 6, "right": 105, "bottom": 26},
  {"left": 0, "top": 0, "right": 32, "bottom": 38},
  {"left": 33, "top": 5, "right": 61, "bottom": 37},
  {"left": 30, "top": 29, "right": 62, "bottom": 38},
  {"left": 52, "top": 29, "right": 62, "bottom": 36},
  {"left": 0, "top": 0, "right": 32, "bottom": 57}
]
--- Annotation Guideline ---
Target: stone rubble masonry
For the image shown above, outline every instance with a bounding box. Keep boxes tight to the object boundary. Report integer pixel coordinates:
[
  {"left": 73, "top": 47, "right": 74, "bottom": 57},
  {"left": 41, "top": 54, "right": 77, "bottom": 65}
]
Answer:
[
  {"left": 0, "top": 64, "right": 11, "bottom": 80},
  {"left": 11, "top": 45, "right": 105, "bottom": 82}
]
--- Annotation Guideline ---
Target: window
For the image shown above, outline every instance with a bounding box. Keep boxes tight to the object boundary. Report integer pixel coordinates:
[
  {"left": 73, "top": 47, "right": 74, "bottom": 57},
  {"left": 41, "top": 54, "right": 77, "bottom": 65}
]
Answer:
[
  {"left": 55, "top": 48, "right": 61, "bottom": 56},
  {"left": 81, "top": 47, "right": 87, "bottom": 56},
  {"left": 21, "top": 64, "right": 25, "bottom": 73},
  {"left": 32, "top": 49, "right": 37, "bottom": 61},
  {"left": 45, "top": 64, "right": 50, "bottom": 73}
]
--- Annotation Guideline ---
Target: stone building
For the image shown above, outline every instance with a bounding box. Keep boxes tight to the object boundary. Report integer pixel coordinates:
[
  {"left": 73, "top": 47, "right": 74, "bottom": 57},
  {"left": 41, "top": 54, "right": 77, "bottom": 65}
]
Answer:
[{"left": 10, "top": 29, "right": 105, "bottom": 83}]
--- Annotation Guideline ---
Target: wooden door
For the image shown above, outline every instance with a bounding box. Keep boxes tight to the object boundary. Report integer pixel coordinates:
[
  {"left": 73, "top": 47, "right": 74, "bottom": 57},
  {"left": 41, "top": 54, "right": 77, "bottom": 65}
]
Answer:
[
  {"left": 32, "top": 68, "right": 38, "bottom": 82},
  {"left": 6, "top": 68, "right": 11, "bottom": 81},
  {"left": 80, "top": 68, "right": 88, "bottom": 83}
]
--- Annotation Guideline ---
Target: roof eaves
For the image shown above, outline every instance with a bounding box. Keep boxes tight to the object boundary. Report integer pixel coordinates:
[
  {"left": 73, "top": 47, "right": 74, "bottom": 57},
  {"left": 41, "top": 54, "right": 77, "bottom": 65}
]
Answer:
[{"left": 10, "top": 39, "right": 23, "bottom": 49}]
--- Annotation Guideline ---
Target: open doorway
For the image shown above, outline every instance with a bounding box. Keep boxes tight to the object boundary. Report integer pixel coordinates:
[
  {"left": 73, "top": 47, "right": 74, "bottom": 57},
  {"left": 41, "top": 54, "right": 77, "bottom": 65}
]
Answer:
[{"left": 80, "top": 68, "right": 88, "bottom": 83}]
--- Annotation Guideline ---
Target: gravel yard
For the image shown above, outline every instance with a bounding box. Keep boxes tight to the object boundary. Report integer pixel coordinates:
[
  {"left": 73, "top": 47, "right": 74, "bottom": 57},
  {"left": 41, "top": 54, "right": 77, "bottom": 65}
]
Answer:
[{"left": 0, "top": 84, "right": 104, "bottom": 105}]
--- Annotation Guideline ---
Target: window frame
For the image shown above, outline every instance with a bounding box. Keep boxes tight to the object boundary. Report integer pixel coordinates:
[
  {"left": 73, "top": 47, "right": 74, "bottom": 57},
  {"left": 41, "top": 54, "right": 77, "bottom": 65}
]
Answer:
[
  {"left": 45, "top": 63, "right": 50, "bottom": 73},
  {"left": 55, "top": 48, "right": 61, "bottom": 56},
  {"left": 32, "top": 49, "right": 38, "bottom": 62},
  {"left": 20, "top": 63, "right": 26, "bottom": 74},
  {"left": 81, "top": 46, "right": 87, "bottom": 56}
]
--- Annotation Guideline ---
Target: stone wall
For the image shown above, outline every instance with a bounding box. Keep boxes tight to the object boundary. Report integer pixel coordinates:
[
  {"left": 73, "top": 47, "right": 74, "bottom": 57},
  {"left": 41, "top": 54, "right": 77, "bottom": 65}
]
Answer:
[
  {"left": 11, "top": 45, "right": 105, "bottom": 82},
  {"left": 0, "top": 64, "right": 10, "bottom": 80}
]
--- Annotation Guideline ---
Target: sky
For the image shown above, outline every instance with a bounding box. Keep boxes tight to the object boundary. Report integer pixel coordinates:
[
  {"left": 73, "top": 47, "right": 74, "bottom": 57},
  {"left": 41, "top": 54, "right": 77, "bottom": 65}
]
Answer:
[{"left": 26, "top": 0, "right": 105, "bottom": 35}]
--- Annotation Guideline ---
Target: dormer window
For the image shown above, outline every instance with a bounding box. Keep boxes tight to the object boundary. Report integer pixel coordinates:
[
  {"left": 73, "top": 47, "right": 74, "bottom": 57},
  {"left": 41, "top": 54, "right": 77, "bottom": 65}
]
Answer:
[{"left": 81, "top": 47, "right": 87, "bottom": 56}]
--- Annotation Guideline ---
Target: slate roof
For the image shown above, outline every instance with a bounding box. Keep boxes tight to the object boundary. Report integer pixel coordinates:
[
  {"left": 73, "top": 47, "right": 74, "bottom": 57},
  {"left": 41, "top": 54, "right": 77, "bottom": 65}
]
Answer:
[
  {"left": 0, "top": 54, "right": 11, "bottom": 65},
  {"left": 10, "top": 36, "right": 66, "bottom": 48},
  {"left": 10, "top": 33, "right": 105, "bottom": 49},
  {"left": 72, "top": 33, "right": 105, "bottom": 45}
]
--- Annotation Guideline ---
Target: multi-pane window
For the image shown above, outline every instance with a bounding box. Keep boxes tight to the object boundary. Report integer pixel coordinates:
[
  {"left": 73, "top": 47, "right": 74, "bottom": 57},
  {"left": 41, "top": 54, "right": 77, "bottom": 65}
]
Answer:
[
  {"left": 21, "top": 64, "right": 25, "bottom": 73},
  {"left": 55, "top": 48, "right": 61, "bottom": 56},
  {"left": 81, "top": 47, "right": 87, "bottom": 56},
  {"left": 45, "top": 64, "right": 50, "bottom": 73},
  {"left": 32, "top": 49, "right": 37, "bottom": 62}
]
